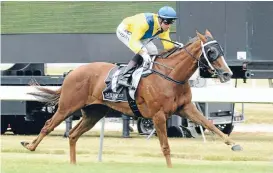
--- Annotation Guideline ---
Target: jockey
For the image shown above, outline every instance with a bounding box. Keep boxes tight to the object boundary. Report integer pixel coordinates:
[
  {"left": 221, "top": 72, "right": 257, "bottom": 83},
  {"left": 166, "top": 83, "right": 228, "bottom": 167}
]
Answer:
[{"left": 116, "top": 6, "right": 184, "bottom": 87}]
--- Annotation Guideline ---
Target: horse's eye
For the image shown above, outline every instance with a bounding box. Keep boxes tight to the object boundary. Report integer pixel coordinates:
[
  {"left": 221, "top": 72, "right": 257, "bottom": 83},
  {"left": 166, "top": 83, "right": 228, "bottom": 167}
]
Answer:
[
  {"left": 207, "top": 47, "right": 219, "bottom": 61},
  {"left": 207, "top": 48, "right": 215, "bottom": 57}
]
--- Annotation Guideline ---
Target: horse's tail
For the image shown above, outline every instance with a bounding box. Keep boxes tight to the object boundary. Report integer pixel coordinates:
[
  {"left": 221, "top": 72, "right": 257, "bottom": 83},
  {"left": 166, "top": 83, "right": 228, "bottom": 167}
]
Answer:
[{"left": 28, "top": 86, "right": 62, "bottom": 107}]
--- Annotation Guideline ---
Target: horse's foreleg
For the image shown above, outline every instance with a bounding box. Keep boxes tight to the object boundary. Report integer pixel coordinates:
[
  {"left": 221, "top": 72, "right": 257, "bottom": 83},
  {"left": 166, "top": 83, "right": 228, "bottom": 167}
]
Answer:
[
  {"left": 152, "top": 111, "right": 172, "bottom": 168},
  {"left": 69, "top": 108, "right": 105, "bottom": 164},
  {"left": 179, "top": 102, "right": 242, "bottom": 151},
  {"left": 21, "top": 110, "right": 69, "bottom": 151}
]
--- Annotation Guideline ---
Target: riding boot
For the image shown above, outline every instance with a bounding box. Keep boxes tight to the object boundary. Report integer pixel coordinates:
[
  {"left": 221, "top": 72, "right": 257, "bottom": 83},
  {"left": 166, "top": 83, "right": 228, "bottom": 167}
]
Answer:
[{"left": 118, "top": 54, "right": 141, "bottom": 87}]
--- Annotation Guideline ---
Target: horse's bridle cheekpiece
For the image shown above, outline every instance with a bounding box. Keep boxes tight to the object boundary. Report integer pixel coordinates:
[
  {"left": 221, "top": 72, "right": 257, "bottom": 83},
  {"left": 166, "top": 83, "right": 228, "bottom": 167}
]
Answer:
[{"left": 146, "top": 37, "right": 225, "bottom": 85}]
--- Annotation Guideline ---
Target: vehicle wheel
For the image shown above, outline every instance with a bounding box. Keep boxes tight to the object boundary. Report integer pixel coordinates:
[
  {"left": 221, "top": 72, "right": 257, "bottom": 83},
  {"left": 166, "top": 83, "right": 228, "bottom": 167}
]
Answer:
[
  {"left": 12, "top": 116, "right": 28, "bottom": 135},
  {"left": 12, "top": 116, "right": 45, "bottom": 135},
  {"left": 167, "top": 126, "right": 183, "bottom": 138},
  {"left": 195, "top": 126, "right": 206, "bottom": 134},
  {"left": 28, "top": 119, "right": 45, "bottom": 135},
  {"left": 1, "top": 117, "right": 8, "bottom": 134},
  {"left": 216, "top": 123, "right": 234, "bottom": 134},
  {"left": 137, "top": 118, "right": 154, "bottom": 135}
]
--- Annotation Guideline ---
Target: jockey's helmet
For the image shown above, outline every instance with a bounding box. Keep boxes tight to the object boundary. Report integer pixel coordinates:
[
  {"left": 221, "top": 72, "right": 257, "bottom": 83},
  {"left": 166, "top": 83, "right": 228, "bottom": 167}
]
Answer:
[{"left": 158, "top": 6, "right": 177, "bottom": 21}]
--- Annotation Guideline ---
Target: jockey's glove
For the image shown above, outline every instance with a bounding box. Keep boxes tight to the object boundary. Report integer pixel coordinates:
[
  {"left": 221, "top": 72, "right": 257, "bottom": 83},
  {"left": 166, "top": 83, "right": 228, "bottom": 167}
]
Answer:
[
  {"left": 140, "top": 52, "right": 152, "bottom": 69},
  {"left": 175, "top": 42, "right": 184, "bottom": 48}
]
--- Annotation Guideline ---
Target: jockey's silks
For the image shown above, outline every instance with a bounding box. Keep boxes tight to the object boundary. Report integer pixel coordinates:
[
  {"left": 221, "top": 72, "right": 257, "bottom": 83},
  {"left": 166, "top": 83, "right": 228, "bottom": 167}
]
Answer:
[{"left": 121, "top": 13, "right": 175, "bottom": 53}]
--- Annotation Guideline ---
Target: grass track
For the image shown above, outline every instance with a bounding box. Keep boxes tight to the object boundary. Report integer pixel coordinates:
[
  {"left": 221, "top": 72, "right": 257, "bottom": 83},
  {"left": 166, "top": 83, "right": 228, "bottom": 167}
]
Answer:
[{"left": 1, "top": 131, "right": 273, "bottom": 173}]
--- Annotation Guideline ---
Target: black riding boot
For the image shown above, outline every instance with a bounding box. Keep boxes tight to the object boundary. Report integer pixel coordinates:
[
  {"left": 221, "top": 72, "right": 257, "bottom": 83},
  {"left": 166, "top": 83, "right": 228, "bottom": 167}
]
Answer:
[{"left": 118, "top": 54, "right": 142, "bottom": 87}]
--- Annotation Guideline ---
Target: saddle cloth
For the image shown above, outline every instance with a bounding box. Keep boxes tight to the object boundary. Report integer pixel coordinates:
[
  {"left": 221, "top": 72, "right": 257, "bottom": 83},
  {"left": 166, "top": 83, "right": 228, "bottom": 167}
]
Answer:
[{"left": 102, "top": 65, "right": 129, "bottom": 102}]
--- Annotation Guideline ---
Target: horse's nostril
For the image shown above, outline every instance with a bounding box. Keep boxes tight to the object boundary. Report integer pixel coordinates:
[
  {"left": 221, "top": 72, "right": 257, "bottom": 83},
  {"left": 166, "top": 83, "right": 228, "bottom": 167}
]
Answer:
[
  {"left": 222, "top": 73, "right": 232, "bottom": 81},
  {"left": 223, "top": 72, "right": 231, "bottom": 77}
]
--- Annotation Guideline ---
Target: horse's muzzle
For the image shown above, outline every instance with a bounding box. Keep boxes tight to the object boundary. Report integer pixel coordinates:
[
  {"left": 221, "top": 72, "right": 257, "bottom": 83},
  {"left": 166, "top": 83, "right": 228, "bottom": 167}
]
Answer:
[{"left": 219, "top": 72, "right": 233, "bottom": 83}]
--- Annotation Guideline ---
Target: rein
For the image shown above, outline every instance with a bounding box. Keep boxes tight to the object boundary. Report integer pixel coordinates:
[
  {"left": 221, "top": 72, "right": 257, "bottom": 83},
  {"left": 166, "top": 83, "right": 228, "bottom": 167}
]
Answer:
[
  {"left": 147, "top": 38, "right": 196, "bottom": 85},
  {"left": 158, "top": 38, "right": 213, "bottom": 70},
  {"left": 149, "top": 37, "right": 219, "bottom": 85},
  {"left": 150, "top": 69, "right": 186, "bottom": 85}
]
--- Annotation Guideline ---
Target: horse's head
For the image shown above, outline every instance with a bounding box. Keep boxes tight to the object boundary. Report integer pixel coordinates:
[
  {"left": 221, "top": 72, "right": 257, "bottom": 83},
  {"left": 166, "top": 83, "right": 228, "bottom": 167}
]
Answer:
[{"left": 196, "top": 30, "right": 233, "bottom": 83}]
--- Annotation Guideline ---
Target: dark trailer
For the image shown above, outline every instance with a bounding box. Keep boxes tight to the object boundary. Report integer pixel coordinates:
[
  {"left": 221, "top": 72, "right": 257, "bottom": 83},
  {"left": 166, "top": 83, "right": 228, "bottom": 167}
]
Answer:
[{"left": 176, "top": 1, "right": 273, "bottom": 79}]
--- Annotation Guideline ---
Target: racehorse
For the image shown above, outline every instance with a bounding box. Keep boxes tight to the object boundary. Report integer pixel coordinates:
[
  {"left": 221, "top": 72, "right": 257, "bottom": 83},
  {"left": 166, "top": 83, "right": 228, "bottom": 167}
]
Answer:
[{"left": 21, "top": 30, "right": 242, "bottom": 168}]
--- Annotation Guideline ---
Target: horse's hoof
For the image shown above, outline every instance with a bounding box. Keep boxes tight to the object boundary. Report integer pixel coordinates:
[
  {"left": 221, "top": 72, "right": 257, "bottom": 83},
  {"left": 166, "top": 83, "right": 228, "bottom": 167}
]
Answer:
[
  {"left": 21, "top": 141, "right": 29, "bottom": 147},
  {"left": 231, "top": 144, "right": 243, "bottom": 151},
  {"left": 20, "top": 141, "right": 34, "bottom": 151}
]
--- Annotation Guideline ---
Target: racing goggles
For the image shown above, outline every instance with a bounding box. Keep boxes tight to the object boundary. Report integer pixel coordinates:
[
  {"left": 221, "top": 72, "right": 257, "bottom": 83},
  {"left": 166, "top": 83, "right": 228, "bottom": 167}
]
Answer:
[{"left": 162, "top": 19, "right": 175, "bottom": 25}]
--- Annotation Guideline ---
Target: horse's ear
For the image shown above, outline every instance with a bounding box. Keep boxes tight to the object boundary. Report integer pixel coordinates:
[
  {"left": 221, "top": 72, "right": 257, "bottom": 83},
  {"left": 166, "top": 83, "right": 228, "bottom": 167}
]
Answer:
[
  {"left": 196, "top": 30, "right": 201, "bottom": 37},
  {"left": 196, "top": 30, "right": 206, "bottom": 42},
  {"left": 205, "top": 29, "right": 213, "bottom": 39}
]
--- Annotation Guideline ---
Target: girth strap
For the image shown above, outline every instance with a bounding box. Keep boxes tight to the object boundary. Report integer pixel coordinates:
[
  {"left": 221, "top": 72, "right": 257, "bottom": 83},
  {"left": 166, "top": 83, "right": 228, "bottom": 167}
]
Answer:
[{"left": 126, "top": 88, "right": 143, "bottom": 118}]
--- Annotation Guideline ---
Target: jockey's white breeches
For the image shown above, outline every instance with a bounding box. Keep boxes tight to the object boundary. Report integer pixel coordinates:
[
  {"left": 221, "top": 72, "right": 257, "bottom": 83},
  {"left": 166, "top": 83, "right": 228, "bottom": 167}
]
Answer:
[{"left": 116, "top": 23, "right": 158, "bottom": 56}]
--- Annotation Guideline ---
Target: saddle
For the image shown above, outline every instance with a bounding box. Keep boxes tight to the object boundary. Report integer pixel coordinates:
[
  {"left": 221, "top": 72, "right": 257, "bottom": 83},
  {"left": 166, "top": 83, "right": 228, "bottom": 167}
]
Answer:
[
  {"left": 102, "top": 56, "right": 157, "bottom": 101},
  {"left": 102, "top": 55, "right": 157, "bottom": 117}
]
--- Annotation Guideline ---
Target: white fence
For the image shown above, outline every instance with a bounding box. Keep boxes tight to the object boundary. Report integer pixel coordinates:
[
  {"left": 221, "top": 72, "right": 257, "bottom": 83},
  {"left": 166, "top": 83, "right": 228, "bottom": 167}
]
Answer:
[{"left": 1, "top": 86, "right": 273, "bottom": 103}]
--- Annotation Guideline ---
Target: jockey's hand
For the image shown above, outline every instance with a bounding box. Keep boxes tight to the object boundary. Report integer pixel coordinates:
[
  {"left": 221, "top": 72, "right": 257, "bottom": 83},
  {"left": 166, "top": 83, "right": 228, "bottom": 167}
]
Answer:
[
  {"left": 175, "top": 42, "right": 184, "bottom": 48},
  {"left": 140, "top": 52, "right": 152, "bottom": 69}
]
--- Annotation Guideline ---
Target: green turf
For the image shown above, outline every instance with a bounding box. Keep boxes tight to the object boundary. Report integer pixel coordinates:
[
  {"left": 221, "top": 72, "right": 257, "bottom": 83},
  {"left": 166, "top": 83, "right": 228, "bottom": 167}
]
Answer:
[
  {"left": 1, "top": 1, "right": 176, "bottom": 34},
  {"left": 1, "top": 131, "right": 273, "bottom": 173},
  {"left": 2, "top": 159, "right": 272, "bottom": 173}
]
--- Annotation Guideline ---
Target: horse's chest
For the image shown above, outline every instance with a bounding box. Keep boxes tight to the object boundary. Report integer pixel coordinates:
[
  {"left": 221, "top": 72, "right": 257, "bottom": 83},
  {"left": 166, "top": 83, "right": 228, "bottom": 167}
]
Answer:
[
  {"left": 150, "top": 93, "right": 179, "bottom": 113},
  {"left": 141, "top": 85, "right": 190, "bottom": 115},
  {"left": 161, "top": 91, "right": 191, "bottom": 113}
]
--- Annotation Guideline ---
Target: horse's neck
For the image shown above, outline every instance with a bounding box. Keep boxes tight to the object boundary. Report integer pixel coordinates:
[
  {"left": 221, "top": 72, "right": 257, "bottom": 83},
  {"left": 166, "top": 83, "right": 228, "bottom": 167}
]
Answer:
[{"left": 168, "top": 41, "right": 202, "bottom": 82}]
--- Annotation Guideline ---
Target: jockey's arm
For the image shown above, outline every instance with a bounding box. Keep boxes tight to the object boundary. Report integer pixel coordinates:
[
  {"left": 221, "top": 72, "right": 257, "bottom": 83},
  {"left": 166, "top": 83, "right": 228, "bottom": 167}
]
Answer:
[
  {"left": 159, "top": 30, "right": 175, "bottom": 51},
  {"left": 129, "top": 24, "right": 148, "bottom": 54}
]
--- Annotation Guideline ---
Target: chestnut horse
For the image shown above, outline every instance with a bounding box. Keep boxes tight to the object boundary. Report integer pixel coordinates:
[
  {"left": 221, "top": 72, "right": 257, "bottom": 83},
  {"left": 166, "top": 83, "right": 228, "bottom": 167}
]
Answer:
[{"left": 21, "top": 30, "right": 242, "bottom": 168}]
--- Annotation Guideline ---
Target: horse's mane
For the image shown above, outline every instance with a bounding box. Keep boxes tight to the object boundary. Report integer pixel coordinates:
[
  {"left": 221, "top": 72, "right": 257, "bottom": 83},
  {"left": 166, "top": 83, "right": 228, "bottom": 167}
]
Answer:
[
  {"left": 159, "top": 36, "right": 199, "bottom": 57},
  {"left": 185, "top": 36, "right": 199, "bottom": 46}
]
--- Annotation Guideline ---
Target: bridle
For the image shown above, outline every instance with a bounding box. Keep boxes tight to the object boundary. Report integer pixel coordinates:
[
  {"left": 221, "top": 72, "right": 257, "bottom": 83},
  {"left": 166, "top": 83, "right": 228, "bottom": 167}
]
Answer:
[{"left": 148, "top": 37, "right": 225, "bottom": 85}]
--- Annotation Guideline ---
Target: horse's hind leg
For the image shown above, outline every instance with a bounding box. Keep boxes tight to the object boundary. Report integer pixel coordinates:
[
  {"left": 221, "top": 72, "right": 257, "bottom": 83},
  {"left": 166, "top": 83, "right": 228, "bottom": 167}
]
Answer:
[
  {"left": 69, "top": 105, "right": 108, "bottom": 164},
  {"left": 21, "top": 108, "right": 72, "bottom": 151},
  {"left": 21, "top": 75, "right": 91, "bottom": 151},
  {"left": 68, "top": 118, "right": 83, "bottom": 136},
  {"left": 179, "top": 102, "right": 242, "bottom": 151}
]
